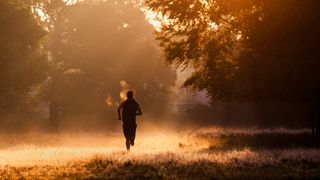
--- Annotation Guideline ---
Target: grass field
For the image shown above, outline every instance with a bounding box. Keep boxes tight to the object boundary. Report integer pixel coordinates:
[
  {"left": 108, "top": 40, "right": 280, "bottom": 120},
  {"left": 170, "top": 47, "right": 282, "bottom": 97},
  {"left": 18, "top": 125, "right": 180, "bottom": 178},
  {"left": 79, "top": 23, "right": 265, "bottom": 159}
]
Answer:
[{"left": 0, "top": 127, "right": 319, "bottom": 179}]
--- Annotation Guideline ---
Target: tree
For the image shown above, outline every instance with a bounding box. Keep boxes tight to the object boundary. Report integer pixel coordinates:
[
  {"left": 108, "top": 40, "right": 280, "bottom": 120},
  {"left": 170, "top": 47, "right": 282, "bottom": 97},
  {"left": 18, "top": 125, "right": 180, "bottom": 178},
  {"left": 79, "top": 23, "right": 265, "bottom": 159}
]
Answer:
[
  {"left": 54, "top": 0, "right": 176, "bottom": 118},
  {"left": 237, "top": 0, "right": 320, "bottom": 136},
  {"left": 0, "top": 0, "right": 48, "bottom": 116},
  {"left": 145, "top": 0, "right": 255, "bottom": 101},
  {"left": 30, "top": 0, "right": 69, "bottom": 132},
  {"left": 146, "top": 0, "right": 320, "bottom": 135},
  {"left": 36, "top": 0, "right": 176, "bottom": 131}
]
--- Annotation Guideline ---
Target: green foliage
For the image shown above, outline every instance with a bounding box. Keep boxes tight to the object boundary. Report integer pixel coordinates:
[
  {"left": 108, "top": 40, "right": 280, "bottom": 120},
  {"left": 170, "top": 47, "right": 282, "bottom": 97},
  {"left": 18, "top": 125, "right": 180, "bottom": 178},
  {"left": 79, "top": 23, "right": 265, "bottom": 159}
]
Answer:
[{"left": 0, "top": 0, "right": 48, "bottom": 113}]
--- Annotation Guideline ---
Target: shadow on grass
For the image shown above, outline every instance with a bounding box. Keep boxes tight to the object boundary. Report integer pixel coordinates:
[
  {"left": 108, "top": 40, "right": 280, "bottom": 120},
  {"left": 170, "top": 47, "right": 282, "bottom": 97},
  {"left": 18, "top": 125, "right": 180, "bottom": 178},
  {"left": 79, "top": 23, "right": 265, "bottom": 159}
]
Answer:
[
  {"left": 83, "top": 157, "right": 320, "bottom": 179},
  {"left": 196, "top": 133, "right": 320, "bottom": 150}
]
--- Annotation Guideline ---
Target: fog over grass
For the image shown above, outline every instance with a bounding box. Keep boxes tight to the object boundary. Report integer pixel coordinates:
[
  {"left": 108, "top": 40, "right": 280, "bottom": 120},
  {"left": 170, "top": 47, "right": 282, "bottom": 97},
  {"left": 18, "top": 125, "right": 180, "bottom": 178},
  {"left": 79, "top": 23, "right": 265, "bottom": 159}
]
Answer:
[{"left": 0, "top": 126, "right": 319, "bottom": 179}]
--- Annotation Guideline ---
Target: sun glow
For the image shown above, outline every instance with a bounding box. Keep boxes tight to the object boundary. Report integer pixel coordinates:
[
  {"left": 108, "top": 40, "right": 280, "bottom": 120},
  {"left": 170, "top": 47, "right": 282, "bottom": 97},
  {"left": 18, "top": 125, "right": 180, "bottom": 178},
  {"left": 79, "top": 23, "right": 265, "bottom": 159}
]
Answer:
[
  {"left": 141, "top": 7, "right": 171, "bottom": 32},
  {"left": 0, "top": 131, "right": 209, "bottom": 167},
  {"left": 0, "top": 127, "right": 317, "bottom": 168},
  {"left": 141, "top": 8, "right": 163, "bottom": 32}
]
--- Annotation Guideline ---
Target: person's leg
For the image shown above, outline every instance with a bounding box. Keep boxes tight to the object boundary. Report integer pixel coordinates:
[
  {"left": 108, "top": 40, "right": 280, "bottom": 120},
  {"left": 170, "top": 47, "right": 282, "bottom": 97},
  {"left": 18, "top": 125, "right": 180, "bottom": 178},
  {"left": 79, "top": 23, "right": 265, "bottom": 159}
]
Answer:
[
  {"left": 123, "top": 123, "right": 130, "bottom": 150},
  {"left": 126, "top": 139, "right": 130, "bottom": 150},
  {"left": 127, "top": 122, "right": 137, "bottom": 146},
  {"left": 130, "top": 123, "right": 137, "bottom": 146}
]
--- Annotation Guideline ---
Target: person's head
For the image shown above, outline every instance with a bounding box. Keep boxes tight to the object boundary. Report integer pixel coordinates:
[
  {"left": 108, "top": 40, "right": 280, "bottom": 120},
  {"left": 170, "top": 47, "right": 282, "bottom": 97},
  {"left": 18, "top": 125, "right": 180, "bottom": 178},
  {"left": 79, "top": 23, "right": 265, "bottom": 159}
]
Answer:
[{"left": 127, "top": 91, "right": 134, "bottom": 99}]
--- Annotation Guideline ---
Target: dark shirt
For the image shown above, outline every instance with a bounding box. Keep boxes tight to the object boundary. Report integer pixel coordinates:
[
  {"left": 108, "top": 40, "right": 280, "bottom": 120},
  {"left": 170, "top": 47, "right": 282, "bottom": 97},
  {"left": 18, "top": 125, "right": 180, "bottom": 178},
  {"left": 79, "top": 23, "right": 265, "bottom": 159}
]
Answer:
[{"left": 122, "top": 98, "right": 140, "bottom": 122}]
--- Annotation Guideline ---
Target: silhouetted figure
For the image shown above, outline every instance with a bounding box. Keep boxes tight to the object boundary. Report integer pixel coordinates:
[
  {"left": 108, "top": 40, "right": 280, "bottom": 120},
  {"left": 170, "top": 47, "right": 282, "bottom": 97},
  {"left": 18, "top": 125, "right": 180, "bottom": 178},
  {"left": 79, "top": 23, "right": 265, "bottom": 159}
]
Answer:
[{"left": 117, "top": 91, "right": 142, "bottom": 151}]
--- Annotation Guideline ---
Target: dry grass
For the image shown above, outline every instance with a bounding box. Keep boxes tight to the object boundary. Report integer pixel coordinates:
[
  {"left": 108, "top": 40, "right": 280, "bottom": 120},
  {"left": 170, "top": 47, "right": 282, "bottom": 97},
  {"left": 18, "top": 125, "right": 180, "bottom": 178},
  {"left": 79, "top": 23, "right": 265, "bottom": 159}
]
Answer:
[{"left": 0, "top": 127, "right": 319, "bottom": 179}]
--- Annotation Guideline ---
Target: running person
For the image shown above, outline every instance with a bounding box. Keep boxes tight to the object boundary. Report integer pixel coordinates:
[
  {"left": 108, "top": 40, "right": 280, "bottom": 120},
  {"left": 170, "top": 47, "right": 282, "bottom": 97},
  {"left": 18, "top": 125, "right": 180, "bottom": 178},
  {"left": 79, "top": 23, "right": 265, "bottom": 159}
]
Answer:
[{"left": 117, "top": 91, "right": 142, "bottom": 150}]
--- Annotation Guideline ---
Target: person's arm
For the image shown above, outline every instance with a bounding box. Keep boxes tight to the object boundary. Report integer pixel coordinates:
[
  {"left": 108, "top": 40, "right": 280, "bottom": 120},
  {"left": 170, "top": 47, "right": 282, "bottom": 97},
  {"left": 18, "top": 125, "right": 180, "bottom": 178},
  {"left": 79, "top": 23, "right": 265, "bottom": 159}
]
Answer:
[
  {"left": 117, "top": 102, "right": 124, "bottom": 120},
  {"left": 136, "top": 104, "right": 142, "bottom": 116}
]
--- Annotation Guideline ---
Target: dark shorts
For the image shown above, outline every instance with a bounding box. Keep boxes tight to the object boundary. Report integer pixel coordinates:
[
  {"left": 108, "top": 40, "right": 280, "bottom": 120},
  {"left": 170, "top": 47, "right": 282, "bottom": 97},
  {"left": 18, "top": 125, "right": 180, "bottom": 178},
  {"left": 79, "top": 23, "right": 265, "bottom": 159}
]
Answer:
[{"left": 122, "top": 121, "right": 137, "bottom": 140}]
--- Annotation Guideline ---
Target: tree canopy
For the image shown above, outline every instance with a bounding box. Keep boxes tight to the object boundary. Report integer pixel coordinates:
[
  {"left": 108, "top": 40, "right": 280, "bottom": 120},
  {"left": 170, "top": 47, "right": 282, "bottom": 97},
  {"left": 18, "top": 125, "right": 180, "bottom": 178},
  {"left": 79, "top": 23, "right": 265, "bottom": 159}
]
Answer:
[
  {"left": 146, "top": 0, "right": 320, "bottom": 103},
  {"left": 0, "top": 0, "right": 48, "bottom": 113},
  {"left": 36, "top": 0, "right": 176, "bottom": 122}
]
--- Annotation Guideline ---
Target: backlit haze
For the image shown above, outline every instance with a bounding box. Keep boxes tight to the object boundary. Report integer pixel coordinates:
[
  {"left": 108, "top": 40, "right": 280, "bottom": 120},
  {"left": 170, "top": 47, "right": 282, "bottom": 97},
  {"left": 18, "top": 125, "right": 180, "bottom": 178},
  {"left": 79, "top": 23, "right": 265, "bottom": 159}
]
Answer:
[{"left": 1, "top": 0, "right": 320, "bottom": 178}]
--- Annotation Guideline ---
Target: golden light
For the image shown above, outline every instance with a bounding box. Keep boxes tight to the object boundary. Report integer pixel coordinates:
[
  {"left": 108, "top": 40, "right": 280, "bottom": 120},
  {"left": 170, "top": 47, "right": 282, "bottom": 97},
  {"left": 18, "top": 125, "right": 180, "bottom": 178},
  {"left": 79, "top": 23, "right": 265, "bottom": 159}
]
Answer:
[
  {"left": 105, "top": 95, "right": 114, "bottom": 107},
  {"left": 209, "top": 22, "right": 219, "bottom": 31},
  {"left": 64, "top": 0, "right": 84, "bottom": 5},
  {"left": 0, "top": 128, "right": 314, "bottom": 171},
  {"left": 141, "top": 8, "right": 163, "bottom": 32},
  {"left": 35, "top": 8, "right": 47, "bottom": 21},
  {"left": 119, "top": 80, "right": 129, "bottom": 101},
  {"left": 141, "top": 7, "right": 173, "bottom": 32},
  {"left": 0, "top": 130, "right": 212, "bottom": 167},
  {"left": 235, "top": 30, "right": 243, "bottom": 41},
  {"left": 122, "top": 23, "right": 129, "bottom": 28}
]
